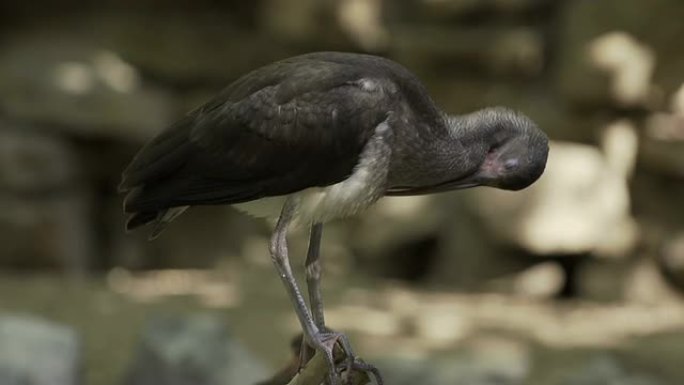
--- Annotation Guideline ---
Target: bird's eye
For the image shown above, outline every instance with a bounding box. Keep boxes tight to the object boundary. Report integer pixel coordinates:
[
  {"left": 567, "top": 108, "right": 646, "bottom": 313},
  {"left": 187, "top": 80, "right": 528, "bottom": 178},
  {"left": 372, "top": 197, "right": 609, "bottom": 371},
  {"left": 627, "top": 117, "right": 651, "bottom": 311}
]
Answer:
[{"left": 503, "top": 158, "right": 519, "bottom": 171}]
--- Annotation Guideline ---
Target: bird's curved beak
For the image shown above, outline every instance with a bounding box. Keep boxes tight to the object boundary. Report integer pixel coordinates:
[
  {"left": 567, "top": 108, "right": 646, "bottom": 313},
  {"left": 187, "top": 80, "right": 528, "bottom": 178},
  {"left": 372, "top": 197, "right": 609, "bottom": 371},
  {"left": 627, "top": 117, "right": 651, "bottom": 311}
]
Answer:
[{"left": 386, "top": 177, "right": 481, "bottom": 196}]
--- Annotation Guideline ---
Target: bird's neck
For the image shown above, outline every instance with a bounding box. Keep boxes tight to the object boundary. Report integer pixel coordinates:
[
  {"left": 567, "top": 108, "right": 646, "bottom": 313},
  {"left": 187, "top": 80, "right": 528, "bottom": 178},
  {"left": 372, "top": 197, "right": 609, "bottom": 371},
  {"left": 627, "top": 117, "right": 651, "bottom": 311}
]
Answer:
[
  {"left": 386, "top": 112, "right": 485, "bottom": 189},
  {"left": 446, "top": 107, "right": 512, "bottom": 147}
]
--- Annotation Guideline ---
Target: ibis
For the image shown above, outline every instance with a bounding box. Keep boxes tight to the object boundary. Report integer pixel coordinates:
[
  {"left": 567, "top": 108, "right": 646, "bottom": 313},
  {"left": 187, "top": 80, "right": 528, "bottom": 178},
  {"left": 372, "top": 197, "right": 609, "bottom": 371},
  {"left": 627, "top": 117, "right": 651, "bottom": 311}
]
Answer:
[{"left": 120, "top": 51, "right": 549, "bottom": 384}]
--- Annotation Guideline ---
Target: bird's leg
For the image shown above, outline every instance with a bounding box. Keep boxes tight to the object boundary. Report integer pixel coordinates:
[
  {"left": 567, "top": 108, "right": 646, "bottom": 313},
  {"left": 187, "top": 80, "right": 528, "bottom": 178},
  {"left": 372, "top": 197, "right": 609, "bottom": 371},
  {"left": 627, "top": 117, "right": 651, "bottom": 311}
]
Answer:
[
  {"left": 302, "top": 223, "right": 351, "bottom": 372},
  {"left": 300, "top": 223, "right": 352, "bottom": 372},
  {"left": 299, "top": 223, "right": 322, "bottom": 367},
  {"left": 270, "top": 199, "right": 340, "bottom": 385},
  {"left": 305, "top": 223, "right": 326, "bottom": 328},
  {"left": 301, "top": 222, "right": 384, "bottom": 385}
]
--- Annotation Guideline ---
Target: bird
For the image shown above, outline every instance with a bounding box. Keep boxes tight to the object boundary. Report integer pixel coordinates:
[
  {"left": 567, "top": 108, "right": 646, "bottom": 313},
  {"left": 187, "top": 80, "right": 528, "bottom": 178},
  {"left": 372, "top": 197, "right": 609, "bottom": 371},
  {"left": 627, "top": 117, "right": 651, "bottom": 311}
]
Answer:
[{"left": 119, "top": 51, "right": 549, "bottom": 384}]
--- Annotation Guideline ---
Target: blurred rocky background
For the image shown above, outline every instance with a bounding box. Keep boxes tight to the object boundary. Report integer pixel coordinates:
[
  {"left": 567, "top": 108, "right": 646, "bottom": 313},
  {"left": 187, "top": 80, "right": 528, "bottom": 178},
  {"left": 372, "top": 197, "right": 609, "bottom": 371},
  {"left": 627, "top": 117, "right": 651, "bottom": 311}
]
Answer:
[{"left": 1, "top": 0, "right": 683, "bottom": 384}]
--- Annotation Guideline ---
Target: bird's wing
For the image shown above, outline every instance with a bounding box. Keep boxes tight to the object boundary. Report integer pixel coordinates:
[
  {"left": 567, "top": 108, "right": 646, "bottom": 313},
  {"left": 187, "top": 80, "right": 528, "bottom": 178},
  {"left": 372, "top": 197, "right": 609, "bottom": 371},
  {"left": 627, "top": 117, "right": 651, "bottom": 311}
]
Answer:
[{"left": 120, "top": 59, "right": 398, "bottom": 221}]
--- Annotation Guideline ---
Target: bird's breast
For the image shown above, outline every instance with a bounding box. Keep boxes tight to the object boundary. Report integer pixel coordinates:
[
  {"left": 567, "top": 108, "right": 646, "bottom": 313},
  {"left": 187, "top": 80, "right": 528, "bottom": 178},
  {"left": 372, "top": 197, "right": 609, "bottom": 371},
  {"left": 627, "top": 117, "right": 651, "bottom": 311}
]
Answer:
[
  {"left": 232, "top": 171, "right": 384, "bottom": 227},
  {"left": 233, "top": 119, "right": 392, "bottom": 226},
  {"left": 233, "top": 157, "right": 388, "bottom": 226}
]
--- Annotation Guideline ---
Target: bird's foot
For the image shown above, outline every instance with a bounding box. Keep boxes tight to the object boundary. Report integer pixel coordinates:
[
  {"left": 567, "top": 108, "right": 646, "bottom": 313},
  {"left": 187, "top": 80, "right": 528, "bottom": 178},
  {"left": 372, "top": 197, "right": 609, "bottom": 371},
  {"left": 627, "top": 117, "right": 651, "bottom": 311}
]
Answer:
[
  {"left": 344, "top": 357, "right": 383, "bottom": 385},
  {"left": 305, "top": 329, "right": 383, "bottom": 385}
]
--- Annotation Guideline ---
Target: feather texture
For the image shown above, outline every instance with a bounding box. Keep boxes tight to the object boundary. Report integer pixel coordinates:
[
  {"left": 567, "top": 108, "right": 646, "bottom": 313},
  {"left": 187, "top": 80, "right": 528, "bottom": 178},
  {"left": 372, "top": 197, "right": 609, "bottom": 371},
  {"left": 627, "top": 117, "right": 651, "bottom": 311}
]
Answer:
[{"left": 120, "top": 52, "right": 435, "bottom": 234}]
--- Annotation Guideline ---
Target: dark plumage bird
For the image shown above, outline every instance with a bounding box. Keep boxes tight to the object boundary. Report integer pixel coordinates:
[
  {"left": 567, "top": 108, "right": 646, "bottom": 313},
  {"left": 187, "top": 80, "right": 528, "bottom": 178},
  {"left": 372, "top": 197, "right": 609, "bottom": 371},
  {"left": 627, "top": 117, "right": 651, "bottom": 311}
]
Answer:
[{"left": 120, "top": 52, "right": 549, "bottom": 384}]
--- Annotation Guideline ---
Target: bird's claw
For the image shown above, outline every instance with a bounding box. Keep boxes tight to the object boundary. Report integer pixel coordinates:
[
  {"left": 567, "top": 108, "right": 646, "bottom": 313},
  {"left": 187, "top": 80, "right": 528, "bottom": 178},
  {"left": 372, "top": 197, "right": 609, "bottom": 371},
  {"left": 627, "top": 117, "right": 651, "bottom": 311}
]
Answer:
[
  {"left": 307, "top": 330, "right": 345, "bottom": 385},
  {"left": 344, "top": 358, "right": 383, "bottom": 385},
  {"left": 306, "top": 330, "right": 383, "bottom": 385}
]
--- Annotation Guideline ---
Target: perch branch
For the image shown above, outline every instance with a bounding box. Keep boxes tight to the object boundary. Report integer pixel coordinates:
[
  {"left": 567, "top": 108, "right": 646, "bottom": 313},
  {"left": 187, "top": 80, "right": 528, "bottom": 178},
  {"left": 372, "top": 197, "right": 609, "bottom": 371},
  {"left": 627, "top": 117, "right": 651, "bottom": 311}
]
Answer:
[
  {"left": 286, "top": 350, "right": 371, "bottom": 385},
  {"left": 257, "top": 334, "right": 372, "bottom": 385}
]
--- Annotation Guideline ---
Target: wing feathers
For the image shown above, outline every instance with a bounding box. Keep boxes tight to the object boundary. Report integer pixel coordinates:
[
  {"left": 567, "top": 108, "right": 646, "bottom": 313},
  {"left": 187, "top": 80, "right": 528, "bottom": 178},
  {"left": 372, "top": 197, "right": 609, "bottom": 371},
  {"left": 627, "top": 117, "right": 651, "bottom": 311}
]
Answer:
[
  {"left": 119, "top": 117, "right": 194, "bottom": 191},
  {"left": 120, "top": 53, "right": 403, "bottom": 236}
]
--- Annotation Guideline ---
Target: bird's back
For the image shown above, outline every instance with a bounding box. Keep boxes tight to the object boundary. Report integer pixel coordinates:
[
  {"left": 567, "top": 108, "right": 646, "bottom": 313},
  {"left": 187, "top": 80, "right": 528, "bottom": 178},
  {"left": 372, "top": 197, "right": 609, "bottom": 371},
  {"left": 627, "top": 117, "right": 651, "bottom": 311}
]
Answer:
[{"left": 119, "top": 52, "right": 443, "bottom": 236}]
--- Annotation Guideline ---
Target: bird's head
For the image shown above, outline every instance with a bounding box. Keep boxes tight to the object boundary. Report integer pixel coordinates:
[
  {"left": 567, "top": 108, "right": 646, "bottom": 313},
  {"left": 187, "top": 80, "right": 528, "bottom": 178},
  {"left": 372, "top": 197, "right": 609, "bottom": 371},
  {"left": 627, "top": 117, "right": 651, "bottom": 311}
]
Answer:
[
  {"left": 471, "top": 108, "right": 548, "bottom": 190},
  {"left": 445, "top": 107, "right": 549, "bottom": 191},
  {"left": 386, "top": 107, "right": 548, "bottom": 196}
]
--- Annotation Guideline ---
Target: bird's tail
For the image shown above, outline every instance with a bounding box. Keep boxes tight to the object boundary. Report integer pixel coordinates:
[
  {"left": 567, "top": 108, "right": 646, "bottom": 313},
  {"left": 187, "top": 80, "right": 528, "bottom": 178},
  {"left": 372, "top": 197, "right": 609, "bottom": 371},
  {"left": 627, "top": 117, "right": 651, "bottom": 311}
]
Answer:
[{"left": 123, "top": 186, "right": 189, "bottom": 239}]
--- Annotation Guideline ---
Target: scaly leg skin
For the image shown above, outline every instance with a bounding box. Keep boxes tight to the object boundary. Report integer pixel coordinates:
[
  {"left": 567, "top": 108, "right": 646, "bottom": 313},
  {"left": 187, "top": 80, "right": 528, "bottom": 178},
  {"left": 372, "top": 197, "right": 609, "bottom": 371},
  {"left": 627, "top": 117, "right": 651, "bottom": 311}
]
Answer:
[
  {"left": 270, "top": 199, "right": 344, "bottom": 385},
  {"left": 302, "top": 222, "right": 384, "bottom": 385},
  {"left": 298, "top": 224, "right": 321, "bottom": 368}
]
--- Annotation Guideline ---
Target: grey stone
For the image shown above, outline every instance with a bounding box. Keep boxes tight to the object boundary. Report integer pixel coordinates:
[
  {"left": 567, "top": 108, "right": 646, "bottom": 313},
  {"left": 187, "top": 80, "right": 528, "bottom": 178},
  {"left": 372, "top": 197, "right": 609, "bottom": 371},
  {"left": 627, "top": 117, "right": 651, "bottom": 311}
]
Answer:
[
  {"left": 0, "top": 189, "right": 94, "bottom": 274},
  {"left": 640, "top": 113, "right": 684, "bottom": 178},
  {"left": 0, "top": 315, "right": 81, "bottom": 385},
  {"left": 377, "top": 336, "right": 529, "bottom": 385},
  {"left": 0, "top": 125, "right": 93, "bottom": 273},
  {"left": 125, "top": 314, "right": 269, "bottom": 385},
  {"left": 92, "top": 13, "right": 294, "bottom": 84},
  {"left": 561, "top": 355, "right": 665, "bottom": 385},
  {"left": 556, "top": 0, "right": 684, "bottom": 108},
  {"left": 658, "top": 232, "right": 684, "bottom": 293},
  {"left": 348, "top": 189, "right": 527, "bottom": 288},
  {"left": 471, "top": 140, "right": 638, "bottom": 258},
  {"left": 426, "top": 78, "right": 602, "bottom": 143},
  {"left": 0, "top": 124, "right": 79, "bottom": 192},
  {"left": 387, "top": 0, "right": 554, "bottom": 22},
  {"left": 0, "top": 29, "right": 175, "bottom": 142},
  {"left": 390, "top": 26, "right": 544, "bottom": 77},
  {"left": 427, "top": 193, "right": 526, "bottom": 289}
]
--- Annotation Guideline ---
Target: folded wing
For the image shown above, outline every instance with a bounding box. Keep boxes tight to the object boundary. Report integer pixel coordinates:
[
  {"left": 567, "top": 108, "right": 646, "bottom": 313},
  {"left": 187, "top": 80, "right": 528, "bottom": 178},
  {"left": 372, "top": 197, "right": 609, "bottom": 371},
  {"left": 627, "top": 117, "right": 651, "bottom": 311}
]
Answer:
[{"left": 120, "top": 55, "right": 397, "bottom": 234}]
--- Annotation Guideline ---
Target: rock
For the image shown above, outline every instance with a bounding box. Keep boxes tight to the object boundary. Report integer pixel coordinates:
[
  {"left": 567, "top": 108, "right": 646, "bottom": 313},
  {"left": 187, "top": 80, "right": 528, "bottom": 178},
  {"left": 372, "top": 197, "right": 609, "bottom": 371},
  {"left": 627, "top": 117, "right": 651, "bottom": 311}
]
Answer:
[
  {"left": 0, "top": 315, "right": 81, "bottom": 385},
  {"left": 556, "top": 0, "right": 684, "bottom": 108},
  {"left": 125, "top": 314, "right": 269, "bottom": 385},
  {"left": 258, "top": 0, "right": 355, "bottom": 50},
  {"left": 426, "top": 78, "right": 602, "bottom": 143},
  {"left": 639, "top": 86, "right": 684, "bottom": 178},
  {"left": 657, "top": 232, "right": 684, "bottom": 295},
  {"left": 377, "top": 335, "right": 530, "bottom": 385},
  {"left": 587, "top": 32, "right": 655, "bottom": 107},
  {"left": 0, "top": 189, "right": 94, "bottom": 273},
  {"left": 472, "top": 137, "right": 638, "bottom": 258},
  {"left": 0, "top": 123, "right": 79, "bottom": 192},
  {"left": 349, "top": 185, "right": 535, "bottom": 288},
  {"left": 259, "top": 0, "right": 330, "bottom": 43},
  {"left": 348, "top": 193, "right": 510, "bottom": 288},
  {"left": 132, "top": 205, "right": 261, "bottom": 269},
  {"left": 0, "top": 124, "right": 93, "bottom": 273},
  {"left": 91, "top": 13, "right": 293, "bottom": 84},
  {"left": 561, "top": 354, "right": 665, "bottom": 385},
  {"left": 0, "top": 29, "right": 176, "bottom": 142},
  {"left": 386, "top": 0, "right": 554, "bottom": 22},
  {"left": 336, "top": 0, "right": 389, "bottom": 51},
  {"left": 348, "top": 195, "right": 446, "bottom": 279},
  {"left": 511, "top": 261, "right": 566, "bottom": 299},
  {"left": 573, "top": 259, "right": 635, "bottom": 302},
  {"left": 428, "top": 193, "right": 530, "bottom": 289},
  {"left": 390, "top": 26, "right": 544, "bottom": 77}
]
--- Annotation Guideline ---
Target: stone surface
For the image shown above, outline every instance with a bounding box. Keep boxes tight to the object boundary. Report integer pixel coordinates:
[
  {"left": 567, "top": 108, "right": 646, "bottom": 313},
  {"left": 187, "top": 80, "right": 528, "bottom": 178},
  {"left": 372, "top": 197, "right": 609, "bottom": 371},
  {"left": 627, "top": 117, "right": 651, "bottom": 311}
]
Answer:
[
  {"left": 90, "top": 13, "right": 294, "bottom": 84},
  {"left": 0, "top": 123, "right": 79, "bottom": 192},
  {"left": 349, "top": 195, "right": 446, "bottom": 278},
  {"left": 0, "top": 30, "right": 175, "bottom": 142},
  {"left": 657, "top": 232, "right": 684, "bottom": 294},
  {"left": 0, "top": 123, "right": 95, "bottom": 273},
  {"left": 377, "top": 335, "right": 530, "bottom": 385},
  {"left": 386, "top": 0, "right": 554, "bottom": 22},
  {"left": 0, "top": 189, "right": 94, "bottom": 273},
  {"left": 560, "top": 354, "right": 665, "bottom": 385},
  {"left": 0, "top": 314, "right": 81, "bottom": 385},
  {"left": 556, "top": 0, "right": 684, "bottom": 108},
  {"left": 125, "top": 314, "right": 269, "bottom": 385},
  {"left": 390, "top": 25, "right": 544, "bottom": 77},
  {"left": 472, "top": 140, "right": 638, "bottom": 257},
  {"left": 428, "top": 193, "right": 530, "bottom": 289},
  {"left": 640, "top": 113, "right": 684, "bottom": 179}
]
